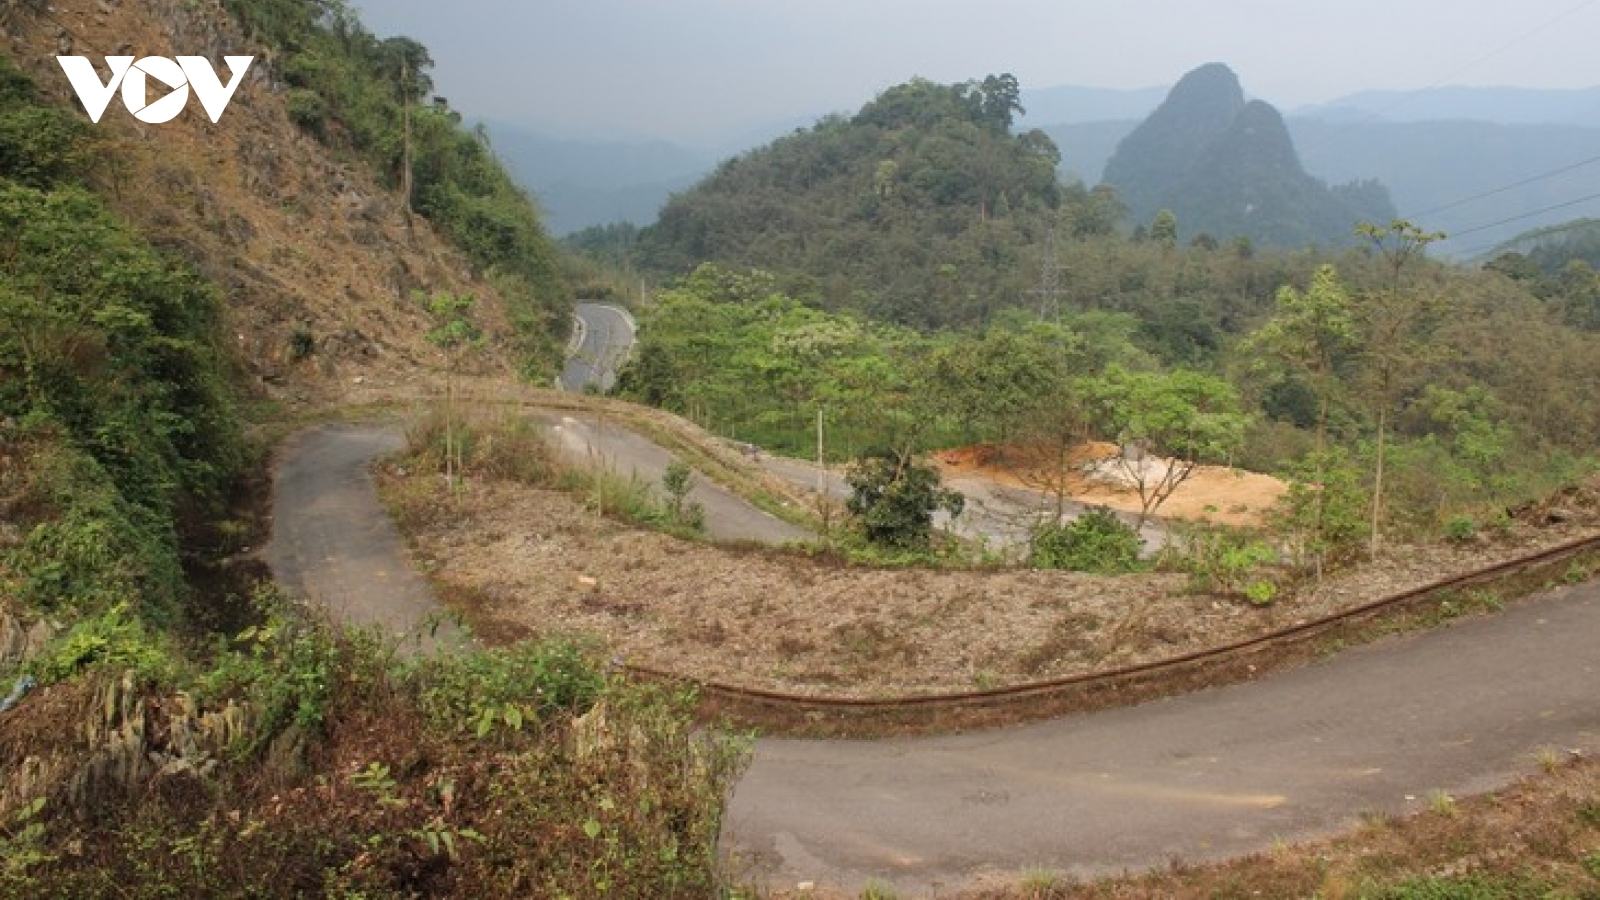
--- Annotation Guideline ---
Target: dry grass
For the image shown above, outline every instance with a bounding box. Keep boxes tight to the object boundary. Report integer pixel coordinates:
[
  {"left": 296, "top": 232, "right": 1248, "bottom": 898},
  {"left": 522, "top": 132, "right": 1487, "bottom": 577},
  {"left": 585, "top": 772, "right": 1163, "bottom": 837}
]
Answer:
[{"left": 378, "top": 426, "right": 1600, "bottom": 699}]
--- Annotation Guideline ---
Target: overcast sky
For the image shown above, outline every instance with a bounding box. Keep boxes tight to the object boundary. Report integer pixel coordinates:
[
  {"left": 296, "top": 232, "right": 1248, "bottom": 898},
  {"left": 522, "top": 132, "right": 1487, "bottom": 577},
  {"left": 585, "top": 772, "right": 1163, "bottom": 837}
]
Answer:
[{"left": 356, "top": 0, "right": 1600, "bottom": 146}]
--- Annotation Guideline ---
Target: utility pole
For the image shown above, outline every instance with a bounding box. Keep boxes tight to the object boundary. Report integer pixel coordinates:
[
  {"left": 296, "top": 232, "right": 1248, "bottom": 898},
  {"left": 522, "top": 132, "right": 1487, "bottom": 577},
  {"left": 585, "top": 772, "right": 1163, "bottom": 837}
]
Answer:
[{"left": 400, "top": 56, "right": 413, "bottom": 216}]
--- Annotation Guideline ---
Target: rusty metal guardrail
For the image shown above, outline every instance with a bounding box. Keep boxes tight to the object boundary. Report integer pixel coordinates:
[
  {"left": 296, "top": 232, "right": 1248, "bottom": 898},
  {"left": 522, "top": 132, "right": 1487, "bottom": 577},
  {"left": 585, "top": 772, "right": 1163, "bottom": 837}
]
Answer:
[{"left": 622, "top": 533, "right": 1600, "bottom": 736}]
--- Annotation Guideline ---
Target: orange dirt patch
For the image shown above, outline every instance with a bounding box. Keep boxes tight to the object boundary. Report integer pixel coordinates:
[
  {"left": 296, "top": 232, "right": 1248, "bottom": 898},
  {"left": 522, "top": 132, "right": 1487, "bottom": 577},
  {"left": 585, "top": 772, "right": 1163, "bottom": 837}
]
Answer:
[{"left": 936, "top": 442, "right": 1287, "bottom": 528}]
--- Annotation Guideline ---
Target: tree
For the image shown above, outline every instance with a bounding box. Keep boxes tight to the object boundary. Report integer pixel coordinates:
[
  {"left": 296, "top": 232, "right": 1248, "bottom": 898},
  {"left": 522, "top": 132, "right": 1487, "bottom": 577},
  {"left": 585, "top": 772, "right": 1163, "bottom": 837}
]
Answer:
[
  {"left": 1243, "top": 264, "right": 1355, "bottom": 450},
  {"left": 1353, "top": 219, "right": 1445, "bottom": 555},
  {"left": 1083, "top": 368, "right": 1249, "bottom": 525},
  {"left": 974, "top": 73, "right": 1024, "bottom": 132},
  {"left": 844, "top": 450, "right": 964, "bottom": 550},
  {"left": 419, "top": 290, "right": 482, "bottom": 492},
  {"left": 1240, "top": 264, "right": 1356, "bottom": 577},
  {"left": 1150, "top": 209, "right": 1178, "bottom": 250}
]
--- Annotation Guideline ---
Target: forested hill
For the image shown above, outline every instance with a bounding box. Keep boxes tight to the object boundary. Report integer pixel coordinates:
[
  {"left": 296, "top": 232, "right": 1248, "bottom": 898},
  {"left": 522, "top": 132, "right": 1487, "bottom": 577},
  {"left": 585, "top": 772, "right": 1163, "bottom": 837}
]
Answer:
[
  {"left": 636, "top": 75, "right": 1097, "bottom": 329},
  {"left": 1102, "top": 63, "right": 1395, "bottom": 248}
]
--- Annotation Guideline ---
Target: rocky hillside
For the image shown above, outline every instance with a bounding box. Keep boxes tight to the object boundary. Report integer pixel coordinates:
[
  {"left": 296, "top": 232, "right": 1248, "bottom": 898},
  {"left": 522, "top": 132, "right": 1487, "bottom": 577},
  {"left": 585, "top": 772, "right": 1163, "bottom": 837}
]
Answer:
[
  {"left": 0, "top": 0, "right": 548, "bottom": 404},
  {"left": 1102, "top": 63, "right": 1395, "bottom": 248}
]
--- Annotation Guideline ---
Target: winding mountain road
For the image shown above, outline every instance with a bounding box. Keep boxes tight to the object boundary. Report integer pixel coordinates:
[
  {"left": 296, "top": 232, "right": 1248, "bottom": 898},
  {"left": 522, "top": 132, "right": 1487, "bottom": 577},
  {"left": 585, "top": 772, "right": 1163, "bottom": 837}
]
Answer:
[
  {"left": 261, "top": 308, "right": 1600, "bottom": 896},
  {"left": 560, "top": 301, "right": 635, "bottom": 393}
]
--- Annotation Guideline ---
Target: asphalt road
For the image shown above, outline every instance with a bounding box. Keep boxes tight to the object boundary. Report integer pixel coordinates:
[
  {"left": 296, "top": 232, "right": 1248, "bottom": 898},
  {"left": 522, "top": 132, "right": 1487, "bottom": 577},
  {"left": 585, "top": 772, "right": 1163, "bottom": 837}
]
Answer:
[
  {"left": 262, "top": 424, "right": 469, "bottom": 655},
  {"left": 560, "top": 302, "right": 635, "bottom": 393},
  {"left": 539, "top": 412, "right": 813, "bottom": 545},
  {"left": 725, "top": 578, "right": 1600, "bottom": 895}
]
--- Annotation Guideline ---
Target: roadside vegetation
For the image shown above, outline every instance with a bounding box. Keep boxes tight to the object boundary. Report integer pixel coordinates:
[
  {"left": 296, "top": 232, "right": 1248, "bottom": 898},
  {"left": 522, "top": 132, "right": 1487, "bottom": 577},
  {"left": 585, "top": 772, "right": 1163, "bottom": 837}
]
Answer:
[
  {"left": 0, "top": 33, "right": 741, "bottom": 898},
  {"left": 392, "top": 406, "right": 709, "bottom": 540}
]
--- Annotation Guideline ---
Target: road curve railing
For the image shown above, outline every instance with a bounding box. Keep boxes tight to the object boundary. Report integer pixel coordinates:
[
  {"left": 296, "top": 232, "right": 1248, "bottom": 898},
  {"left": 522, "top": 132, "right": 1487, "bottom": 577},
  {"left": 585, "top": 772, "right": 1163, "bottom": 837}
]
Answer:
[{"left": 622, "top": 533, "right": 1600, "bottom": 736}]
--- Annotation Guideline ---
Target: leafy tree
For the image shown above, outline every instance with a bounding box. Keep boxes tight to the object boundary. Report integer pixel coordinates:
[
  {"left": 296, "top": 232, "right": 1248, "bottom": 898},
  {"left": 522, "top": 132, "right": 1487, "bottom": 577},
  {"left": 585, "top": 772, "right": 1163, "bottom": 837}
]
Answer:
[
  {"left": 1353, "top": 219, "right": 1445, "bottom": 555},
  {"left": 844, "top": 451, "right": 964, "bottom": 550},
  {"left": 1084, "top": 367, "right": 1249, "bottom": 525},
  {"left": 1242, "top": 264, "right": 1355, "bottom": 448},
  {"left": 974, "top": 73, "right": 1024, "bottom": 132},
  {"left": 1150, "top": 208, "right": 1179, "bottom": 250}
]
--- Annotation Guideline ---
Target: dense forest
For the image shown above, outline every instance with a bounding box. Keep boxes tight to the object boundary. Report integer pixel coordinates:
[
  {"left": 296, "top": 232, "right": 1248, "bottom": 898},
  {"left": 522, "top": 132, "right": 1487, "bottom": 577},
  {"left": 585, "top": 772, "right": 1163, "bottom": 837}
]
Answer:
[
  {"left": 622, "top": 75, "right": 1077, "bottom": 329},
  {"left": 589, "top": 69, "right": 1401, "bottom": 335}
]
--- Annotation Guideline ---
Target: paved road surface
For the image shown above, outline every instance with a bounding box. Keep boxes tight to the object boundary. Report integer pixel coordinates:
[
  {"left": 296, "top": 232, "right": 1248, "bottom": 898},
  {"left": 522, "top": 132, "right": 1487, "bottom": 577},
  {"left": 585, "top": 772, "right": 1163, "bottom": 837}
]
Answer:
[
  {"left": 263, "top": 424, "right": 469, "bottom": 654},
  {"left": 725, "top": 578, "right": 1600, "bottom": 894},
  {"left": 560, "top": 302, "right": 635, "bottom": 392},
  {"left": 540, "top": 413, "right": 813, "bottom": 545}
]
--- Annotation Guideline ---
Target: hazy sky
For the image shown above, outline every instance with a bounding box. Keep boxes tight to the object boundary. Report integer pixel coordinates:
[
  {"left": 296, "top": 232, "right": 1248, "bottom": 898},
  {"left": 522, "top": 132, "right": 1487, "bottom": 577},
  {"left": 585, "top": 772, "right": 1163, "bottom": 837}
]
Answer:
[{"left": 357, "top": 0, "right": 1600, "bottom": 146}]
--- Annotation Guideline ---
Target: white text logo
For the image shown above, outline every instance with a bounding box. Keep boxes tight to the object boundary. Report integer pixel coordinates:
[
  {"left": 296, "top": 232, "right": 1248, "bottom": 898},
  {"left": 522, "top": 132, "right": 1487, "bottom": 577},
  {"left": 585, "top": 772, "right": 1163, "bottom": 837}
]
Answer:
[{"left": 56, "top": 56, "right": 253, "bottom": 123}]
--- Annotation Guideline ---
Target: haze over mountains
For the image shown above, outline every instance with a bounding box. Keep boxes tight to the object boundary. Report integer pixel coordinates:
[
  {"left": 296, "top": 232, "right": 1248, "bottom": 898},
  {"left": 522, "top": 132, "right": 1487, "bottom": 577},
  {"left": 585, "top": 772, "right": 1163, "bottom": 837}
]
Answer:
[{"left": 496, "top": 73, "right": 1600, "bottom": 256}]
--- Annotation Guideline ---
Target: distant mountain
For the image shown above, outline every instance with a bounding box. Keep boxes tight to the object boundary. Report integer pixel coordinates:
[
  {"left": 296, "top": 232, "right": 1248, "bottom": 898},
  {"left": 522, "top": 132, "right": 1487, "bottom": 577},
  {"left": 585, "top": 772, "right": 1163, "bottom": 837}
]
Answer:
[
  {"left": 1101, "top": 63, "right": 1395, "bottom": 248},
  {"left": 1484, "top": 218, "right": 1600, "bottom": 270},
  {"left": 1045, "top": 115, "right": 1600, "bottom": 258},
  {"left": 479, "top": 124, "right": 713, "bottom": 235},
  {"left": 1296, "top": 85, "right": 1600, "bottom": 127}
]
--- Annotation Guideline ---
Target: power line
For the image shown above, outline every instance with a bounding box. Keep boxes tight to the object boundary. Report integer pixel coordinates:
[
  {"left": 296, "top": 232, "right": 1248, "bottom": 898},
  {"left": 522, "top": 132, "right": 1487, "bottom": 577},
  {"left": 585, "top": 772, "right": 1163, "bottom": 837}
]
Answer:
[
  {"left": 1442, "top": 191, "right": 1600, "bottom": 253},
  {"left": 1403, "top": 152, "right": 1600, "bottom": 222},
  {"left": 1457, "top": 214, "right": 1600, "bottom": 259}
]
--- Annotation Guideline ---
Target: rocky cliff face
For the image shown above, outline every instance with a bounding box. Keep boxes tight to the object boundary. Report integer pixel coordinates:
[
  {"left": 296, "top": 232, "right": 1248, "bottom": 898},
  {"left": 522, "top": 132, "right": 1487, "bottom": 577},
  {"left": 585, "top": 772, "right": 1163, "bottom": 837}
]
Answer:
[
  {"left": 1102, "top": 63, "right": 1395, "bottom": 248},
  {"left": 0, "top": 0, "right": 517, "bottom": 404}
]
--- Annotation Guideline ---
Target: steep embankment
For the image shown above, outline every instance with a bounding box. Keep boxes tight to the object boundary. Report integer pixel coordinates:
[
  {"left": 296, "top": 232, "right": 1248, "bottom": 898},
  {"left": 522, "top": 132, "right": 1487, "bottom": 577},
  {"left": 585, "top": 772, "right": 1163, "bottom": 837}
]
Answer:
[{"left": 1, "top": 0, "right": 522, "bottom": 403}]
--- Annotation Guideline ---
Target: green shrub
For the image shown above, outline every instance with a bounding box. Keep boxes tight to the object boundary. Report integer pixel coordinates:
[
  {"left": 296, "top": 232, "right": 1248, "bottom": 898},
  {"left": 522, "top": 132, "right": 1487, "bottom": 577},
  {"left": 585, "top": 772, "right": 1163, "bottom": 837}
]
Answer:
[
  {"left": 1029, "top": 507, "right": 1143, "bottom": 573},
  {"left": 1443, "top": 514, "right": 1478, "bottom": 544},
  {"left": 415, "top": 638, "right": 604, "bottom": 739},
  {"left": 1169, "top": 523, "right": 1281, "bottom": 602},
  {"left": 660, "top": 460, "right": 705, "bottom": 533},
  {"left": 28, "top": 603, "right": 178, "bottom": 686}
]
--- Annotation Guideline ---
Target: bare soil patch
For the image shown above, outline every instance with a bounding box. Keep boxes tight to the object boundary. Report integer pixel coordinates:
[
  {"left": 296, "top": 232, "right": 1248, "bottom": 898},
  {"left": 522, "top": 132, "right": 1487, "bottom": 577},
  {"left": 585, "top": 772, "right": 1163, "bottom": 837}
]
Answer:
[
  {"left": 379, "top": 465, "right": 1599, "bottom": 698},
  {"left": 937, "top": 442, "right": 1287, "bottom": 527}
]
